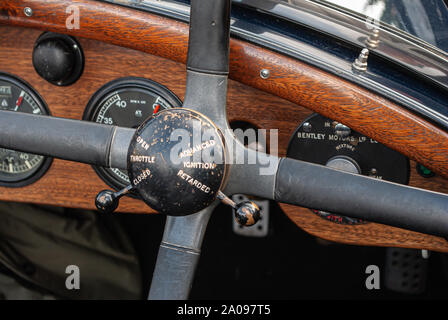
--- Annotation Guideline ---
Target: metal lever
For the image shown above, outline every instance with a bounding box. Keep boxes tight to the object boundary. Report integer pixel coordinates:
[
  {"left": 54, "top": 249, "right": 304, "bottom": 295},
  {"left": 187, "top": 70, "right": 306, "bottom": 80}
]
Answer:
[
  {"left": 217, "top": 191, "right": 261, "bottom": 226},
  {"left": 95, "top": 185, "right": 133, "bottom": 214}
]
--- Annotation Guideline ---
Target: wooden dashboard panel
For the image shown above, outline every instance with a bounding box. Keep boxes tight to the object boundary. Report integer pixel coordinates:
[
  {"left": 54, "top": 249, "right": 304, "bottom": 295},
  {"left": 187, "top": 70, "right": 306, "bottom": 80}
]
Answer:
[
  {"left": 0, "top": 26, "right": 448, "bottom": 251},
  {"left": 0, "top": 26, "right": 309, "bottom": 212}
]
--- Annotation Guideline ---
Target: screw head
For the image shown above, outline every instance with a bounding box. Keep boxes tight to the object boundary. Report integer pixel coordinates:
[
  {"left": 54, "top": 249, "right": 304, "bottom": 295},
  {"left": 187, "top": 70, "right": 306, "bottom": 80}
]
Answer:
[
  {"left": 24, "top": 7, "right": 33, "bottom": 17},
  {"left": 260, "top": 69, "right": 270, "bottom": 79},
  {"left": 335, "top": 123, "right": 351, "bottom": 137},
  {"left": 302, "top": 122, "right": 312, "bottom": 132}
]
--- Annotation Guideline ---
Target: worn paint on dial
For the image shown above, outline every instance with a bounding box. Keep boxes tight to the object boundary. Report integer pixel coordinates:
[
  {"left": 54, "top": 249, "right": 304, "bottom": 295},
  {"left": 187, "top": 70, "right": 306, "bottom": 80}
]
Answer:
[{"left": 127, "top": 108, "right": 227, "bottom": 216}]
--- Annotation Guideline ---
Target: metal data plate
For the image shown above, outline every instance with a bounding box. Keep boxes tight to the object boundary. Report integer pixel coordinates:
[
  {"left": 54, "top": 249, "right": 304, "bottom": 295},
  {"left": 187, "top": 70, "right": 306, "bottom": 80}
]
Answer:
[{"left": 232, "top": 194, "right": 269, "bottom": 237}]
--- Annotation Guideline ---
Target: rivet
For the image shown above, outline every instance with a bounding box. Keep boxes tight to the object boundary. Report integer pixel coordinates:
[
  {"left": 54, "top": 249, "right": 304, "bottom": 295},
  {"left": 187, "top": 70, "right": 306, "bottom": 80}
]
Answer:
[
  {"left": 260, "top": 69, "right": 270, "bottom": 79},
  {"left": 24, "top": 7, "right": 33, "bottom": 17}
]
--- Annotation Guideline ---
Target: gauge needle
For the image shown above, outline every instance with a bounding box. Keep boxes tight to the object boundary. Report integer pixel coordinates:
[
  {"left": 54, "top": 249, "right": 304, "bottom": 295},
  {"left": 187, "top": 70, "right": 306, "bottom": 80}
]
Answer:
[
  {"left": 15, "top": 90, "right": 25, "bottom": 111},
  {"left": 153, "top": 104, "right": 160, "bottom": 114}
]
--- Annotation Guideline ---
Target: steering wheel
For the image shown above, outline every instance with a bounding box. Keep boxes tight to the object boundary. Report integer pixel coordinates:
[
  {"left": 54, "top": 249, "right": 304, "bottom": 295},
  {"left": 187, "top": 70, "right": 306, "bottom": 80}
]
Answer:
[{"left": 0, "top": 0, "right": 447, "bottom": 299}]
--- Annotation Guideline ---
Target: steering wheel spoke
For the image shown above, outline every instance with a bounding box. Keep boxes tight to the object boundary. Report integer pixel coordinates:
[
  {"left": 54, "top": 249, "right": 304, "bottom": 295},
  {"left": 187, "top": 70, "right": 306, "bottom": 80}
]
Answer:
[
  {"left": 0, "top": 110, "right": 134, "bottom": 169},
  {"left": 182, "top": 0, "right": 231, "bottom": 127},
  {"left": 148, "top": 202, "right": 218, "bottom": 300},
  {"left": 231, "top": 153, "right": 448, "bottom": 238},
  {"left": 146, "top": 0, "right": 233, "bottom": 300},
  {"left": 223, "top": 142, "right": 279, "bottom": 199},
  {"left": 183, "top": 71, "right": 229, "bottom": 129}
]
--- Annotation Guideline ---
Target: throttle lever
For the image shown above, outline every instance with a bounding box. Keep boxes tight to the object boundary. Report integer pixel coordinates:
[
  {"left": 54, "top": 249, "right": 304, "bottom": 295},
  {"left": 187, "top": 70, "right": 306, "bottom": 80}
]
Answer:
[{"left": 95, "top": 185, "right": 133, "bottom": 214}]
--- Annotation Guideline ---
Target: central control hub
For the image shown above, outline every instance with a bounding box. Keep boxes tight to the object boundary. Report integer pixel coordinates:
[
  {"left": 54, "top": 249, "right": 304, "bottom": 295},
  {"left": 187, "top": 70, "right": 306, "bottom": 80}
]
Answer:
[{"left": 127, "top": 108, "right": 227, "bottom": 216}]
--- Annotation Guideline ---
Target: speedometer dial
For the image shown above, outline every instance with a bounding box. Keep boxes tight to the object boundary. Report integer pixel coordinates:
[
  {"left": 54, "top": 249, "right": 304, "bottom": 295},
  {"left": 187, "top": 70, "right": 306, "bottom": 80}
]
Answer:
[
  {"left": 84, "top": 77, "right": 182, "bottom": 190},
  {"left": 0, "top": 73, "right": 52, "bottom": 186}
]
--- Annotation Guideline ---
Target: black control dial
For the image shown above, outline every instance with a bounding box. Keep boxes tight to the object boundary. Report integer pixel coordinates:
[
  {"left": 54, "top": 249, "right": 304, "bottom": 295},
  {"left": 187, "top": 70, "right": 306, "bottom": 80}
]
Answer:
[
  {"left": 287, "top": 113, "right": 410, "bottom": 225},
  {"left": 32, "top": 32, "right": 84, "bottom": 86},
  {"left": 84, "top": 77, "right": 182, "bottom": 190},
  {"left": 0, "top": 73, "right": 52, "bottom": 186},
  {"left": 128, "top": 108, "right": 227, "bottom": 215}
]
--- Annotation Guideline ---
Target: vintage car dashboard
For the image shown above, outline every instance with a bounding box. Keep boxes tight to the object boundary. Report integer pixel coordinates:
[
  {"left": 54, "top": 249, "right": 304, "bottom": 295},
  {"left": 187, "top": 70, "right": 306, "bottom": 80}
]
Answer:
[{"left": 1, "top": 0, "right": 448, "bottom": 252}]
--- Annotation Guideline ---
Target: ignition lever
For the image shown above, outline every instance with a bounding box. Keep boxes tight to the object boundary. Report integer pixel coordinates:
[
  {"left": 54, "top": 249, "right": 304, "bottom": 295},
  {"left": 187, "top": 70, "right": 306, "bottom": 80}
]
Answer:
[{"left": 217, "top": 191, "right": 262, "bottom": 227}]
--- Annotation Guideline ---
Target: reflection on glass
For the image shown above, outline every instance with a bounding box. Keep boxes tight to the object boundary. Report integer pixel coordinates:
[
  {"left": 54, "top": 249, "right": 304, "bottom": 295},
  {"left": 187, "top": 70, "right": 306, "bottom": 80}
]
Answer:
[{"left": 285, "top": 0, "right": 448, "bottom": 52}]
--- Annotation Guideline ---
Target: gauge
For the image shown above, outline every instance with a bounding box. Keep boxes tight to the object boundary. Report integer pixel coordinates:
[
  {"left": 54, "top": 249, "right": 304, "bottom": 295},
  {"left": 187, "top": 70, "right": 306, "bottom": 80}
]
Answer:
[
  {"left": 287, "top": 113, "right": 409, "bottom": 225},
  {"left": 0, "top": 73, "right": 52, "bottom": 187},
  {"left": 84, "top": 77, "right": 182, "bottom": 190}
]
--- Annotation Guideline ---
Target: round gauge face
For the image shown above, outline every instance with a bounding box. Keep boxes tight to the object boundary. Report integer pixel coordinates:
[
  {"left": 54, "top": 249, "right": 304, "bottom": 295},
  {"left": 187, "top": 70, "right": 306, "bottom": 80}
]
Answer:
[
  {"left": 0, "top": 73, "right": 51, "bottom": 186},
  {"left": 84, "top": 77, "right": 182, "bottom": 190},
  {"left": 287, "top": 113, "right": 409, "bottom": 225}
]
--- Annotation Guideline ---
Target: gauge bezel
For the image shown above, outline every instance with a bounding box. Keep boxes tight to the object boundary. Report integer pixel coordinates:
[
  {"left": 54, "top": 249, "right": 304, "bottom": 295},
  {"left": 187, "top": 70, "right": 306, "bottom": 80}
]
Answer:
[
  {"left": 83, "top": 77, "right": 182, "bottom": 191},
  {"left": 0, "top": 72, "right": 53, "bottom": 187}
]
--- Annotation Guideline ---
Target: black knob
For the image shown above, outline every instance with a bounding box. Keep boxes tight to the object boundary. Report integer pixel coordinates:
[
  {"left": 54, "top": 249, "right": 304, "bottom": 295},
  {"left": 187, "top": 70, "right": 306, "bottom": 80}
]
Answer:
[
  {"left": 234, "top": 201, "right": 261, "bottom": 226},
  {"left": 32, "top": 32, "right": 84, "bottom": 86},
  {"left": 95, "top": 185, "right": 133, "bottom": 214},
  {"left": 95, "top": 190, "right": 119, "bottom": 214}
]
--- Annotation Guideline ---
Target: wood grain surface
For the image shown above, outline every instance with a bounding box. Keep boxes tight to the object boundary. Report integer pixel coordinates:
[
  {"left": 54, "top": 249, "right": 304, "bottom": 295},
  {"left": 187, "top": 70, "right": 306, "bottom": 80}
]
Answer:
[
  {"left": 0, "top": 8, "right": 447, "bottom": 250},
  {"left": 0, "top": 26, "right": 309, "bottom": 213},
  {"left": 281, "top": 204, "right": 448, "bottom": 252}
]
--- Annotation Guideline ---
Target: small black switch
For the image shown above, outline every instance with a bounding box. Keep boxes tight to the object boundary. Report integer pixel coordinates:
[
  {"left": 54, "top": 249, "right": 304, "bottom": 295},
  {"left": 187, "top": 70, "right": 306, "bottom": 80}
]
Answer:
[{"left": 32, "top": 32, "right": 84, "bottom": 86}]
